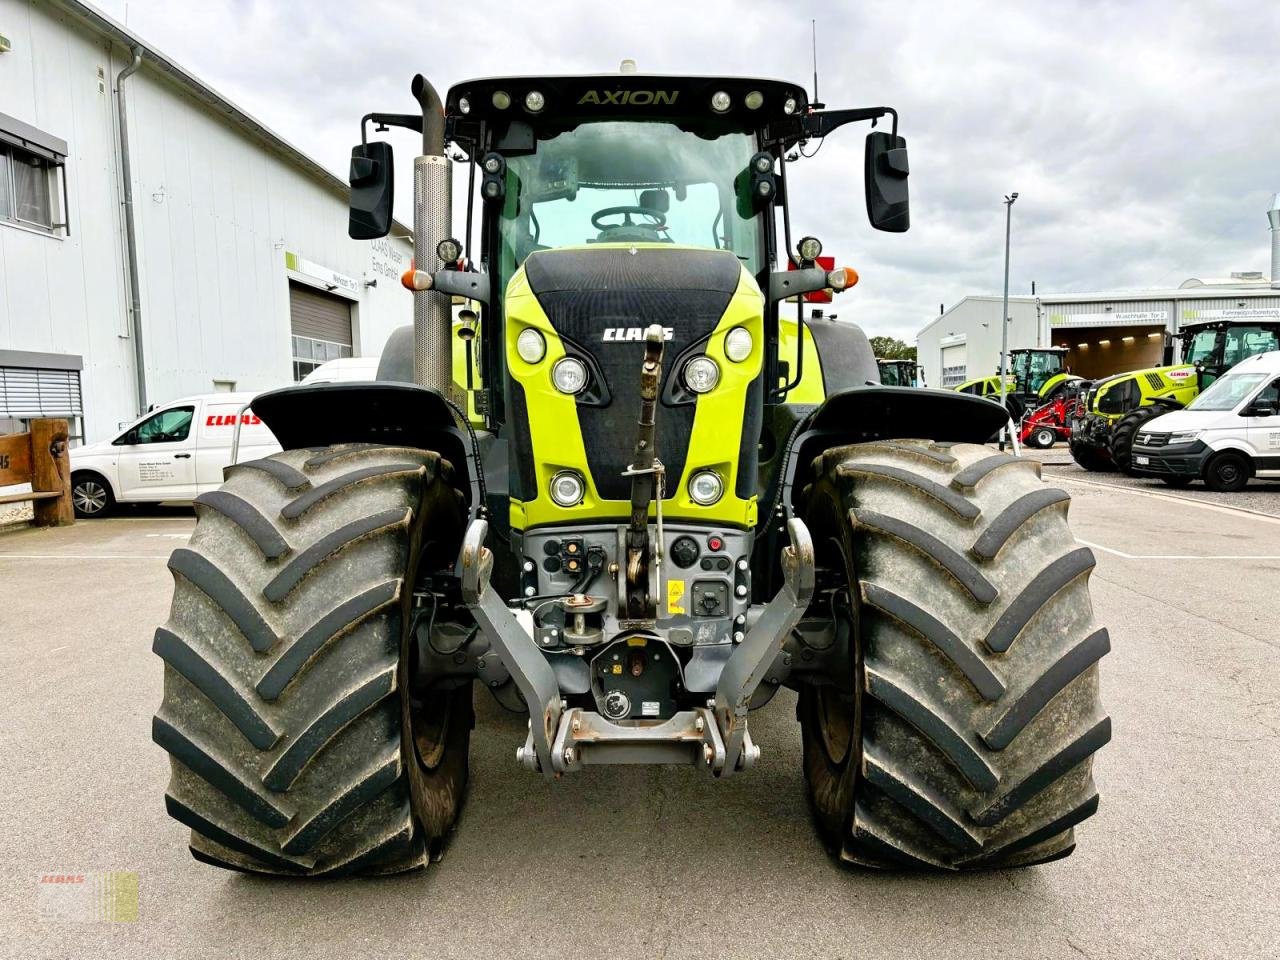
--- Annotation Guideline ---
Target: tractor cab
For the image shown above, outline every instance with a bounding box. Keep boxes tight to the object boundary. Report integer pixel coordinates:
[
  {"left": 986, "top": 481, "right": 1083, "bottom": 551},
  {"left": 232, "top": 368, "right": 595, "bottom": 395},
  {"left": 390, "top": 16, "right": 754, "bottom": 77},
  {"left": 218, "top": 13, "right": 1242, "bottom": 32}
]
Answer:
[
  {"left": 1179, "top": 320, "right": 1280, "bottom": 389},
  {"left": 876, "top": 358, "right": 922, "bottom": 387},
  {"left": 1010, "top": 347, "right": 1073, "bottom": 400}
]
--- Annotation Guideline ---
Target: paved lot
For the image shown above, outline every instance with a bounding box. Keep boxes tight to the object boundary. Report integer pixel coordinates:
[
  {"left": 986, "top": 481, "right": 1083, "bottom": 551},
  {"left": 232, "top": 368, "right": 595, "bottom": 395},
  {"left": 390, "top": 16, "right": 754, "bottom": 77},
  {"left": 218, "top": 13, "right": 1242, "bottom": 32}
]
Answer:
[{"left": 1, "top": 472, "right": 1278, "bottom": 960}]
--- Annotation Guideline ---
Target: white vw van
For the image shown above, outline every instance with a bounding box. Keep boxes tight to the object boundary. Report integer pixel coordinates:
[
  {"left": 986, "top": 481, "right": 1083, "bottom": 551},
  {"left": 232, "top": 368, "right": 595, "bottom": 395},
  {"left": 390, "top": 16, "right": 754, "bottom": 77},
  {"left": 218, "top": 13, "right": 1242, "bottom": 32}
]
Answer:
[
  {"left": 69, "top": 393, "right": 280, "bottom": 517},
  {"left": 1131, "top": 350, "right": 1280, "bottom": 491}
]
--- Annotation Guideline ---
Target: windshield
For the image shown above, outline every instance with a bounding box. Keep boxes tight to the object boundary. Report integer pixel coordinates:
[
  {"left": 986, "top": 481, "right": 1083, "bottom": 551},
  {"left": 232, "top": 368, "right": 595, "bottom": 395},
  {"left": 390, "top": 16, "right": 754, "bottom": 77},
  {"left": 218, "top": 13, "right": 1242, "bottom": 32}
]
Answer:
[
  {"left": 1012, "top": 351, "right": 1064, "bottom": 394},
  {"left": 1183, "top": 329, "right": 1218, "bottom": 365},
  {"left": 1222, "top": 325, "right": 1280, "bottom": 367},
  {"left": 1187, "top": 372, "right": 1267, "bottom": 411},
  {"left": 496, "top": 122, "right": 762, "bottom": 290},
  {"left": 879, "top": 363, "right": 905, "bottom": 387}
]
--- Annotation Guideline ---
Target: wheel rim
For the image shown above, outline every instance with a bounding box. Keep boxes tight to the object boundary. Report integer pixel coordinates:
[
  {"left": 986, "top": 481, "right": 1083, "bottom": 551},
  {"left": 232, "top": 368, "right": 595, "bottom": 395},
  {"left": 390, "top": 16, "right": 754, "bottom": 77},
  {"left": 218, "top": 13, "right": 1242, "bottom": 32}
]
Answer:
[
  {"left": 411, "top": 692, "right": 453, "bottom": 771},
  {"left": 1037, "top": 429, "right": 1054, "bottom": 446},
  {"left": 73, "top": 481, "right": 106, "bottom": 514},
  {"left": 1216, "top": 461, "right": 1241, "bottom": 485},
  {"left": 816, "top": 685, "right": 854, "bottom": 766}
]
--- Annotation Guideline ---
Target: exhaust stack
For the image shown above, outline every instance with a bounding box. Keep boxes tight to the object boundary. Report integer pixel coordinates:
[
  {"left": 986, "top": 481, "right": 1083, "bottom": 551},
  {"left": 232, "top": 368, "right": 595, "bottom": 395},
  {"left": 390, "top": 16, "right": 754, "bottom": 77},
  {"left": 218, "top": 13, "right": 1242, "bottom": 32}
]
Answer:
[
  {"left": 1269, "top": 192, "right": 1280, "bottom": 289},
  {"left": 410, "top": 75, "right": 454, "bottom": 393}
]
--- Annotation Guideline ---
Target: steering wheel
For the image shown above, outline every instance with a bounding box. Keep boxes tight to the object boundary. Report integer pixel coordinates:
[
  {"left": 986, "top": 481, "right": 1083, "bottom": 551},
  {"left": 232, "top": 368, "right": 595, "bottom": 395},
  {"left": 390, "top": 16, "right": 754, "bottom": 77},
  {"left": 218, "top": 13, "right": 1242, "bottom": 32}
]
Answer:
[{"left": 591, "top": 205, "right": 668, "bottom": 232}]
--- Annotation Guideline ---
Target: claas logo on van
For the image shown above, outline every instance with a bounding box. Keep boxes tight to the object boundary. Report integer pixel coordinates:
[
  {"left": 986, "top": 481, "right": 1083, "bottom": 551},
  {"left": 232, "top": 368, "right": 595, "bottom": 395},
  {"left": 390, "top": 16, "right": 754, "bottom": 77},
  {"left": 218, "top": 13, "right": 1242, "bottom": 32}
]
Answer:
[{"left": 206, "top": 414, "right": 262, "bottom": 427}]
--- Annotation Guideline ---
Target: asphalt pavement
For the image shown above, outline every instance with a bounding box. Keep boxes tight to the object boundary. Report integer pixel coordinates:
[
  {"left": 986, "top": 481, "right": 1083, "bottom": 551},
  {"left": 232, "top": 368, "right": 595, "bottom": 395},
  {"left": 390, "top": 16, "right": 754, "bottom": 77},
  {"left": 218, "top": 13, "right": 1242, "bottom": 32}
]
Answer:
[{"left": 1, "top": 470, "right": 1277, "bottom": 960}]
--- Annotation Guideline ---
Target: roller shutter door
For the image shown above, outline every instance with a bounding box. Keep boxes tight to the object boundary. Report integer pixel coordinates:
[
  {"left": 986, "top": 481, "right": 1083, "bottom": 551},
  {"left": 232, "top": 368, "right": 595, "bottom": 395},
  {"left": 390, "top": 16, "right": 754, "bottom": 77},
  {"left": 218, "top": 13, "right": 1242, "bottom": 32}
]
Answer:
[
  {"left": 289, "top": 282, "right": 353, "bottom": 380},
  {"left": 940, "top": 343, "right": 968, "bottom": 387}
]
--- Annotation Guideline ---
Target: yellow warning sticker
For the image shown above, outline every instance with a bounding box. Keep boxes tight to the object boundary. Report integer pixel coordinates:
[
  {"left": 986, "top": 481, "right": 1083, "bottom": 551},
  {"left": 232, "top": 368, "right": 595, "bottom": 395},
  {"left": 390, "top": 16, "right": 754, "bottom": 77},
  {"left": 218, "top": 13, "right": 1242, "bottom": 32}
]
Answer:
[
  {"left": 667, "top": 579, "right": 686, "bottom": 615},
  {"left": 612, "top": 663, "right": 623, "bottom": 674}
]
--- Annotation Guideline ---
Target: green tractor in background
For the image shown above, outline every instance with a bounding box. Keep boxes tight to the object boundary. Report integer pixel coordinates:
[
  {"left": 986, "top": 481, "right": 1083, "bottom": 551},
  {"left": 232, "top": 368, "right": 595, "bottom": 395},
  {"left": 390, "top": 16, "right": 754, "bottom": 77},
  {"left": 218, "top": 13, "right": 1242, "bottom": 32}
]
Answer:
[
  {"left": 953, "top": 347, "right": 1080, "bottom": 422},
  {"left": 876, "top": 357, "right": 923, "bottom": 387},
  {"left": 149, "top": 68, "right": 1110, "bottom": 876},
  {"left": 1069, "top": 320, "right": 1280, "bottom": 474}
]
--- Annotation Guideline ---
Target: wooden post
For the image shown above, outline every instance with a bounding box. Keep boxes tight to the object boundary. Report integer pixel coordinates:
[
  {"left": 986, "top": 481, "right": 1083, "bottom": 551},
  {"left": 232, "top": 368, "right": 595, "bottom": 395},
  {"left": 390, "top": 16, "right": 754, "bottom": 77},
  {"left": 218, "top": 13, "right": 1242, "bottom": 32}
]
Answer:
[{"left": 30, "top": 418, "right": 74, "bottom": 527}]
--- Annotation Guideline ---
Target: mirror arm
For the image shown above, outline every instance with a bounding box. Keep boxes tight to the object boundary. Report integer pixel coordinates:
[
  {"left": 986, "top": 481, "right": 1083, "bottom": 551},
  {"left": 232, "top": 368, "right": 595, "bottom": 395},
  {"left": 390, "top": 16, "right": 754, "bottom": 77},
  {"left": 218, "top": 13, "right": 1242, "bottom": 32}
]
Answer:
[
  {"left": 802, "top": 105, "right": 897, "bottom": 140},
  {"left": 360, "top": 112, "right": 424, "bottom": 146},
  {"left": 768, "top": 267, "right": 830, "bottom": 303},
  {"left": 430, "top": 270, "right": 491, "bottom": 305}
]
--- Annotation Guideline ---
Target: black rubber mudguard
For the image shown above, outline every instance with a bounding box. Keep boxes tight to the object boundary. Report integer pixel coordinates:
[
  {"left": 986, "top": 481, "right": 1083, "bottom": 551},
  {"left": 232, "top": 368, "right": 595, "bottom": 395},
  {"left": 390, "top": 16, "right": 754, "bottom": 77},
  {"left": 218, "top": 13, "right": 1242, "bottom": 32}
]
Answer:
[
  {"left": 251, "top": 382, "right": 478, "bottom": 509},
  {"left": 752, "top": 386, "right": 1012, "bottom": 598},
  {"left": 806, "top": 385, "right": 1008, "bottom": 441}
]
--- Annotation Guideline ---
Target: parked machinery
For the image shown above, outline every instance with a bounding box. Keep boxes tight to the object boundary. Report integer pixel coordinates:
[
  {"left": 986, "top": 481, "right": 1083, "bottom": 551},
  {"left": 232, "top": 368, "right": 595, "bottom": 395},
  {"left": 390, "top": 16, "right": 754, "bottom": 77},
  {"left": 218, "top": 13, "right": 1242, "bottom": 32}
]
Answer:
[
  {"left": 876, "top": 358, "right": 923, "bottom": 387},
  {"left": 150, "top": 68, "right": 1110, "bottom": 876},
  {"left": 1019, "top": 379, "right": 1091, "bottom": 449},
  {"left": 1069, "top": 320, "right": 1280, "bottom": 473},
  {"left": 954, "top": 347, "right": 1080, "bottom": 422}
]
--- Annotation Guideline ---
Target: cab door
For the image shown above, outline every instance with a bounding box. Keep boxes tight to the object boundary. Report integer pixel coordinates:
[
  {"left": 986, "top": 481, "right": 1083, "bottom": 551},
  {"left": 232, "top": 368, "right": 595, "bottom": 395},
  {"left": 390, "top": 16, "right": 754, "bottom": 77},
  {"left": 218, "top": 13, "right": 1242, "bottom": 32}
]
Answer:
[
  {"left": 1246, "top": 377, "right": 1280, "bottom": 477},
  {"left": 114, "top": 403, "right": 199, "bottom": 501}
]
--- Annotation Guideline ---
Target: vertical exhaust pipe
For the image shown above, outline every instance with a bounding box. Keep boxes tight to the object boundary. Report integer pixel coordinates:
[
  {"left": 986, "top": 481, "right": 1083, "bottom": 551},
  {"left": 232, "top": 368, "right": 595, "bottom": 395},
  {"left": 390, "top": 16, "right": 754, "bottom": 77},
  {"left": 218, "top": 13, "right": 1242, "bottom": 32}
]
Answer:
[
  {"left": 410, "top": 75, "right": 453, "bottom": 393},
  {"left": 1268, "top": 192, "right": 1280, "bottom": 290}
]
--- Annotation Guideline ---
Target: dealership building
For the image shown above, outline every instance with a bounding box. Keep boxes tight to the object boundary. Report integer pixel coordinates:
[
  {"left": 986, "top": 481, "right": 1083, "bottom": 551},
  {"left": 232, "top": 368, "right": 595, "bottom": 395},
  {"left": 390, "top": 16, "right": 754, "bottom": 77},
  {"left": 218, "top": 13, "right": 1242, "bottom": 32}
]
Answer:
[
  {"left": 917, "top": 200, "right": 1280, "bottom": 387},
  {"left": 0, "top": 0, "right": 414, "bottom": 443}
]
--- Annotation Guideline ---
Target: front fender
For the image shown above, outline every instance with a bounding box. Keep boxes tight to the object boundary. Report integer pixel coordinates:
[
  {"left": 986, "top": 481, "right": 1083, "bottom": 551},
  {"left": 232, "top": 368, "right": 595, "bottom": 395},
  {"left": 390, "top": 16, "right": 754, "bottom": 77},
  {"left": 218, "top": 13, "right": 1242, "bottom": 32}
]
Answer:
[
  {"left": 779, "top": 386, "right": 1007, "bottom": 506},
  {"left": 250, "top": 382, "right": 478, "bottom": 510}
]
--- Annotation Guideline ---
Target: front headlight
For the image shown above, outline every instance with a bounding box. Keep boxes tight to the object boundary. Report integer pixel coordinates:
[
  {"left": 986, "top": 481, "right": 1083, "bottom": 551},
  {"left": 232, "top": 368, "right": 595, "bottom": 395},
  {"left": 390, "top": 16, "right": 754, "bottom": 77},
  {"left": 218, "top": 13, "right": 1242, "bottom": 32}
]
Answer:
[
  {"left": 516, "top": 328, "right": 546, "bottom": 364},
  {"left": 1167, "top": 431, "right": 1201, "bottom": 445},
  {"left": 683, "top": 356, "right": 720, "bottom": 394},
  {"left": 724, "top": 327, "right": 753, "bottom": 363},
  {"left": 688, "top": 470, "right": 724, "bottom": 505},
  {"left": 551, "top": 357, "right": 589, "bottom": 395},
  {"left": 549, "top": 471, "right": 585, "bottom": 507}
]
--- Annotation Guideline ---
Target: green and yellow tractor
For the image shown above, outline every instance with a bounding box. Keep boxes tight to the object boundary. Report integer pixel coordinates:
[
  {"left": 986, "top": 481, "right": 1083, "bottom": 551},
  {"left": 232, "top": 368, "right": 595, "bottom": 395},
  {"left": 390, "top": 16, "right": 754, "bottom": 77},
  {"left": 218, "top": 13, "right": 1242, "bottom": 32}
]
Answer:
[
  {"left": 1069, "top": 320, "right": 1280, "bottom": 473},
  {"left": 150, "top": 68, "right": 1109, "bottom": 876},
  {"left": 954, "top": 347, "right": 1079, "bottom": 421}
]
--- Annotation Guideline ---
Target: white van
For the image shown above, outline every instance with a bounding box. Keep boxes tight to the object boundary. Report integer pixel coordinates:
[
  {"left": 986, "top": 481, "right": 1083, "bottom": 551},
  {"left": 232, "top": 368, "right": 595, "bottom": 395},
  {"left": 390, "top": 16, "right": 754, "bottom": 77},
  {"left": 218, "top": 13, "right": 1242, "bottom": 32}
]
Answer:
[
  {"left": 300, "top": 356, "right": 379, "bottom": 384},
  {"left": 1132, "top": 350, "right": 1280, "bottom": 491},
  {"left": 69, "top": 392, "right": 280, "bottom": 517}
]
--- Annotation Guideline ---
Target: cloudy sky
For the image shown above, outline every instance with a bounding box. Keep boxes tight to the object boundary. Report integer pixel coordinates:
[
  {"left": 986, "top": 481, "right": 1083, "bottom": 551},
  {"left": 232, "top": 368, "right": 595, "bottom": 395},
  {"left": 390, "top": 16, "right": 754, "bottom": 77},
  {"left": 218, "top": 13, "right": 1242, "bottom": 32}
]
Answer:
[{"left": 97, "top": 0, "right": 1280, "bottom": 342}]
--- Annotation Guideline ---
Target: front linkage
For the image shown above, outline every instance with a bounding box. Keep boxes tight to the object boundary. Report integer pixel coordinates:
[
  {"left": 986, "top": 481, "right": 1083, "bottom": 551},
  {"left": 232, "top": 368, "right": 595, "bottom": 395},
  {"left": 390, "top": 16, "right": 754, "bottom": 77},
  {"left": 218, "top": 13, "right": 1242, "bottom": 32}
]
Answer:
[
  {"left": 458, "top": 324, "right": 815, "bottom": 777},
  {"left": 459, "top": 515, "right": 813, "bottom": 777}
]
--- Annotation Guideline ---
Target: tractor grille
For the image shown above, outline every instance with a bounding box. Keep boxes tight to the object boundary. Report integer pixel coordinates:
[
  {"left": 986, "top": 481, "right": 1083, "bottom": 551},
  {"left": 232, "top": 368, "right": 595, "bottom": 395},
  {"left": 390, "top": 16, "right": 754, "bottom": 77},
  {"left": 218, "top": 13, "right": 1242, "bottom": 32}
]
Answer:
[
  {"left": 523, "top": 248, "right": 743, "bottom": 501},
  {"left": 1145, "top": 372, "right": 1166, "bottom": 391}
]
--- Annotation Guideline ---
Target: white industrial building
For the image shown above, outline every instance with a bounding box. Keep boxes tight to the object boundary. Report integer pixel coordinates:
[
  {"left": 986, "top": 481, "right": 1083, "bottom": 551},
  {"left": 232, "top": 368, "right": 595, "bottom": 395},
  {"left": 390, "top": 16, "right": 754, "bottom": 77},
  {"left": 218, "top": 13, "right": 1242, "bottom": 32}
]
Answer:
[
  {"left": 918, "top": 198, "right": 1280, "bottom": 386},
  {"left": 0, "top": 0, "right": 414, "bottom": 443}
]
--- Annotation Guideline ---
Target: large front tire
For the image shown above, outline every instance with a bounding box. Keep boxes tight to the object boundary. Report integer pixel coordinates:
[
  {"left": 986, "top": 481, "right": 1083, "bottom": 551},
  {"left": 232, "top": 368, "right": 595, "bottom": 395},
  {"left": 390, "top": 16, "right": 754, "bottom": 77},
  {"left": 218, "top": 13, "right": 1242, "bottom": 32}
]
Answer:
[
  {"left": 153, "top": 444, "right": 469, "bottom": 875},
  {"left": 800, "top": 440, "right": 1110, "bottom": 870},
  {"left": 1069, "top": 438, "right": 1113, "bottom": 472},
  {"left": 1110, "top": 406, "right": 1165, "bottom": 475}
]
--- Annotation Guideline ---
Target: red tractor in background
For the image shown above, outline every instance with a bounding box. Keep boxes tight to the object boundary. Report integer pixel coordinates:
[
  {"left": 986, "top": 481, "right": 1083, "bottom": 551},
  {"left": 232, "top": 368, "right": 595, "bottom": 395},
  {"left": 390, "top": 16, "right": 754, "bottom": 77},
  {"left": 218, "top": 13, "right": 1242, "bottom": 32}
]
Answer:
[{"left": 1020, "top": 379, "right": 1091, "bottom": 448}]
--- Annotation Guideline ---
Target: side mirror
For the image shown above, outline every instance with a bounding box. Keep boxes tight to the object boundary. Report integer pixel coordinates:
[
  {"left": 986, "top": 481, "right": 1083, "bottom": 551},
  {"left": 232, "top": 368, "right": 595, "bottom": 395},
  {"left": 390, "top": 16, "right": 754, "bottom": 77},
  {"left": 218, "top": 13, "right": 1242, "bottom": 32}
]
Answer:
[
  {"left": 865, "top": 131, "right": 910, "bottom": 232},
  {"left": 1246, "top": 401, "right": 1277, "bottom": 417},
  {"left": 348, "top": 141, "right": 394, "bottom": 240}
]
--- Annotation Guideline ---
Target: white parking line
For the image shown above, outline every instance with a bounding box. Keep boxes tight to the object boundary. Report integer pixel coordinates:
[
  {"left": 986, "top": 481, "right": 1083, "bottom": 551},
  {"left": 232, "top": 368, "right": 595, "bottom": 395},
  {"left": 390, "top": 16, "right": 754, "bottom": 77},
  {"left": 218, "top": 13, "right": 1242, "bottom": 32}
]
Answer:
[
  {"left": 1078, "top": 538, "right": 1280, "bottom": 561},
  {"left": 1053, "top": 474, "right": 1280, "bottom": 526},
  {"left": 0, "top": 554, "right": 172, "bottom": 560}
]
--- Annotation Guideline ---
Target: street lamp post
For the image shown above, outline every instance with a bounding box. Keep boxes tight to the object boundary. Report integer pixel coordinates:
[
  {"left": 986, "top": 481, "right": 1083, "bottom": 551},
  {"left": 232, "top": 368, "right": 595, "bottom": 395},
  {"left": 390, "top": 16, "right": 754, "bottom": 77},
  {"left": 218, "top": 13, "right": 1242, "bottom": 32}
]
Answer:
[{"left": 999, "top": 192, "right": 1018, "bottom": 450}]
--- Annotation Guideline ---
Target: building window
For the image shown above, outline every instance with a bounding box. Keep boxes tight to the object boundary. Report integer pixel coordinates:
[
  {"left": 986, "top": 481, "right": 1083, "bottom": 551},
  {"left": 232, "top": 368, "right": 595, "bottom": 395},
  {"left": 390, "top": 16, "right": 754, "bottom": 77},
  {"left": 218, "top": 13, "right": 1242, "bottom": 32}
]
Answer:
[
  {"left": 941, "top": 365, "right": 967, "bottom": 387},
  {"left": 292, "top": 335, "right": 353, "bottom": 381},
  {"left": 0, "top": 144, "right": 61, "bottom": 233}
]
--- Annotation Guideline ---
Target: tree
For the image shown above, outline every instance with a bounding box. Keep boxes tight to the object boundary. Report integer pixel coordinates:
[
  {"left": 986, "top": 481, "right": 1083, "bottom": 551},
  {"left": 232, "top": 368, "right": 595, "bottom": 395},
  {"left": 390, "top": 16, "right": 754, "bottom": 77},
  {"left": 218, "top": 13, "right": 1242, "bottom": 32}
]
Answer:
[{"left": 868, "top": 336, "right": 917, "bottom": 361}]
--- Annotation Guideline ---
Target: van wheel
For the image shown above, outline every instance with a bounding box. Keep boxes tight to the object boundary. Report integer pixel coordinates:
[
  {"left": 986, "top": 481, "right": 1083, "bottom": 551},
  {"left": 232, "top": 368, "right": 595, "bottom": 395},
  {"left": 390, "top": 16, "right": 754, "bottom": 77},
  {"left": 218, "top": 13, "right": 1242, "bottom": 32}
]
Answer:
[
  {"left": 1204, "top": 451, "right": 1250, "bottom": 492},
  {"left": 71, "top": 472, "right": 115, "bottom": 518}
]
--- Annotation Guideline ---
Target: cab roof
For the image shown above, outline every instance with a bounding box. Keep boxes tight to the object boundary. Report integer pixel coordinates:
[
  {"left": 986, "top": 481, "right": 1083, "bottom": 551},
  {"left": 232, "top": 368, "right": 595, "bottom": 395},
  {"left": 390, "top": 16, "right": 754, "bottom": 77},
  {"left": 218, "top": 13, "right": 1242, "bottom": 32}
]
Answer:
[{"left": 445, "top": 73, "right": 810, "bottom": 131}]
